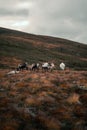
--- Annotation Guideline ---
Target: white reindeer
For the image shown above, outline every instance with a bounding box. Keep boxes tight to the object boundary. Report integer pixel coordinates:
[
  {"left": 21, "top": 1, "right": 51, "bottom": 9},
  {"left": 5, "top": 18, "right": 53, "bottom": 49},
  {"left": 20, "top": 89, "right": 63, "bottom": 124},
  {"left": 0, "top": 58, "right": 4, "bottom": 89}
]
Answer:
[
  {"left": 42, "top": 62, "right": 55, "bottom": 71},
  {"left": 7, "top": 70, "right": 19, "bottom": 75},
  {"left": 59, "top": 62, "right": 66, "bottom": 70}
]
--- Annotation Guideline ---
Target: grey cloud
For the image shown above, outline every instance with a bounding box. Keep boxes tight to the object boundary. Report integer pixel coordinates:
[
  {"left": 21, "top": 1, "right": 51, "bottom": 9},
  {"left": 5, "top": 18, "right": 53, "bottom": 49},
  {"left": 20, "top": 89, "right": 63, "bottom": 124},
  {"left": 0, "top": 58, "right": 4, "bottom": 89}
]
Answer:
[
  {"left": 16, "top": 9, "right": 29, "bottom": 16},
  {"left": 0, "top": 8, "right": 29, "bottom": 16},
  {"left": 0, "top": 0, "right": 29, "bottom": 16}
]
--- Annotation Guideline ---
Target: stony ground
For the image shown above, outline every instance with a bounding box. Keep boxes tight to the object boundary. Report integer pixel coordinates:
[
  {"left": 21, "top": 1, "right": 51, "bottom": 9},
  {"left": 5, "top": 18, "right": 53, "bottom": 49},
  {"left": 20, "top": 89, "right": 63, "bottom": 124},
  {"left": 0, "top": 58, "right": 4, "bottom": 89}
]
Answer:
[{"left": 0, "top": 69, "right": 87, "bottom": 130}]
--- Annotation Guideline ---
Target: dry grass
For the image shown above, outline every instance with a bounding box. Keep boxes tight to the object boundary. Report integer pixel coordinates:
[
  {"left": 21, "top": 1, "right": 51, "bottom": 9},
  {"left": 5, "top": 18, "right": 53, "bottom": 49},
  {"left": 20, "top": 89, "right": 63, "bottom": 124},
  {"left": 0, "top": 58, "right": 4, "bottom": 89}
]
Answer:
[
  {"left": 0, "top": 69, "right": 87, "bottom": 130},
  {"left": 67, "top": 93, "right": 80, "bottom": 104}
]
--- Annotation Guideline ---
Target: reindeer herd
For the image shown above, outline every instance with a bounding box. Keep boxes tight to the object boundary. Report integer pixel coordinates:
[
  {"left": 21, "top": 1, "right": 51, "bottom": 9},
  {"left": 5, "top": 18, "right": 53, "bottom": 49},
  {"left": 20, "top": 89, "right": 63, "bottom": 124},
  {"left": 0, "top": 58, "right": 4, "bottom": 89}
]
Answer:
[
  {"left": 17, "top": 62, "right": 55, "bottom": 72},
  {"left": 7, "top": 62, "right": 66, "bottom": 75}
]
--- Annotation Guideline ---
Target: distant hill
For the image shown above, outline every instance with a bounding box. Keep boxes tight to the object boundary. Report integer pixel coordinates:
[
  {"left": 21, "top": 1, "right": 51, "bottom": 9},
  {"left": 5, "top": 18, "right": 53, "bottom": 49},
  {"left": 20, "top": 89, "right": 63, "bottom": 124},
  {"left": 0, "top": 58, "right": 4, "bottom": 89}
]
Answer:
[{"left": 0, "top": 27, "right": 87, "bottom": 70}]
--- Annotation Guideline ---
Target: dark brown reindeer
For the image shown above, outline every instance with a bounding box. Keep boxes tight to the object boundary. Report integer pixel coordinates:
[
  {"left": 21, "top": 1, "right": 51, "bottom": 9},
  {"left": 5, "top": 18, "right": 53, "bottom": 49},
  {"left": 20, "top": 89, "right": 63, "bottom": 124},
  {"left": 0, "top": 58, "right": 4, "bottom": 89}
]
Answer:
[{"left": 17, "top": 62, "right": 28, "bottom": 71}]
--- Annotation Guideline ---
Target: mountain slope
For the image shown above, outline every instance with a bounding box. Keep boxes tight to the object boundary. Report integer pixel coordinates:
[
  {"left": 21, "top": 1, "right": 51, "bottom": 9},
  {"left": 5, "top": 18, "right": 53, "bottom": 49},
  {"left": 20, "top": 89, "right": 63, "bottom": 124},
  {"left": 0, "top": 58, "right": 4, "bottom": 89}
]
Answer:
[
  {"left": 0, "top": 27, "right": 87, "bottom": 69},
  {"left": 0, "top": 27, "right": 87, "bottom": 130}
]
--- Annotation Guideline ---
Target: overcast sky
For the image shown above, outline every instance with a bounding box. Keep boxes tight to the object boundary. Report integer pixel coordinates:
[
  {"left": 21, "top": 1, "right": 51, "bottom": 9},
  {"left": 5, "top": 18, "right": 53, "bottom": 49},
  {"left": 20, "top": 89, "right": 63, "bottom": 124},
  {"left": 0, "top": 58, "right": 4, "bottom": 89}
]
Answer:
[{"left": 0, "top": 0, "right": 87, "bottom": 44}]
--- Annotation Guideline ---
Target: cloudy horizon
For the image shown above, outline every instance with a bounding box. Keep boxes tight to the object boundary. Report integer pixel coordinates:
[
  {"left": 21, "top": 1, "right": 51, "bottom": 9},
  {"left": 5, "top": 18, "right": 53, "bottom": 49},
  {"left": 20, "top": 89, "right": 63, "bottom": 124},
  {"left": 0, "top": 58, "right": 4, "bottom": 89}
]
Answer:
[{"left": 0, "top": 0, "right": 87, "bottom": 44}]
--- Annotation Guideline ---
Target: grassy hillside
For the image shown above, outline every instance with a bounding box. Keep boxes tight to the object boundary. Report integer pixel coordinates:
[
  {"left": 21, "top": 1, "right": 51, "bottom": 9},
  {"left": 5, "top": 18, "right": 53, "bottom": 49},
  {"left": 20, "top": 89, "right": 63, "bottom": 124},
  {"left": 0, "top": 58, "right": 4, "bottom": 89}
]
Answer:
[
  {"left": 0, "top": 27, "right": 87, "bottom": 130},
  {"left": 0, "top": 27, "right": 87, "bottom": 69}
]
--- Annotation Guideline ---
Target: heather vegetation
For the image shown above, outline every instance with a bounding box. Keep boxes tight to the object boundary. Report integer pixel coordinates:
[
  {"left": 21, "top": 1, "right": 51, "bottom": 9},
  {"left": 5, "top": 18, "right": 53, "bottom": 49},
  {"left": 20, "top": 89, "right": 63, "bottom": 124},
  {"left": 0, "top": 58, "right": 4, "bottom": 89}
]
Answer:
[{"left": 0, "top": 69, "right": 87, "bottom": 130}]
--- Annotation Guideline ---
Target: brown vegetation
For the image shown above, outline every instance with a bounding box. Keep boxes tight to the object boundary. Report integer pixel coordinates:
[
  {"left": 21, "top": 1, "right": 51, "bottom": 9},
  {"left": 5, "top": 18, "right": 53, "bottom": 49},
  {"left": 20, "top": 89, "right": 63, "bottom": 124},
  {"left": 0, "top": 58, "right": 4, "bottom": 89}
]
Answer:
[{"left": 0, "top": 68, "right": 87, "bottom": 130}]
